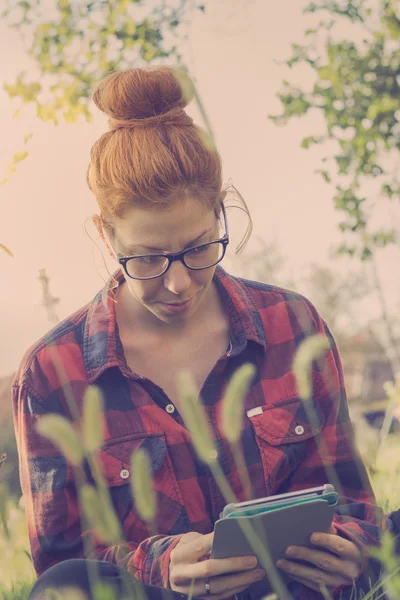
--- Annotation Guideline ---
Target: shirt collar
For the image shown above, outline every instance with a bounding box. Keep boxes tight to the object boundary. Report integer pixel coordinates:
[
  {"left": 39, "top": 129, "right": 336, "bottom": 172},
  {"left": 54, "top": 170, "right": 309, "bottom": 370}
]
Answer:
[
  {"left": 213, "top": 266, "right": 267, "bottom": 355},
  {"left": 83, "top": 266, "right": 266, "bottom": 383},
  {"left": 84, "top": 269, "right": 129, "bottom": 383}
]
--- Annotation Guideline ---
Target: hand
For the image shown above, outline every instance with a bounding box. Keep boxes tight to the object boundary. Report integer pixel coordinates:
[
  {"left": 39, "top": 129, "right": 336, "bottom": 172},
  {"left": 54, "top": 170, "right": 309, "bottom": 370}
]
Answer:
[
  {"left": 169, "top": 532, "right": 265, "bottom": 599},
  {"left": 276, "top": 525, "right": 363, "bottom": 593}
]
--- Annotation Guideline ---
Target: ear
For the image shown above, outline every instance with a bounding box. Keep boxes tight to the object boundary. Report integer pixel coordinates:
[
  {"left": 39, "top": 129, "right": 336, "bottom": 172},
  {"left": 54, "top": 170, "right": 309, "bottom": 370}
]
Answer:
[{"left": 91, "top": 214, "right": 116, "bottom": 260}]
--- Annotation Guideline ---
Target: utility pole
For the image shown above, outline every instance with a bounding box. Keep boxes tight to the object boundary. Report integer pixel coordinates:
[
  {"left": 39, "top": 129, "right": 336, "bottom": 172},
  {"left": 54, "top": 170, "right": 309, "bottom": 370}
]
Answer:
[{"left": 38, "top": 268, "right": 60, "bottom": 326}]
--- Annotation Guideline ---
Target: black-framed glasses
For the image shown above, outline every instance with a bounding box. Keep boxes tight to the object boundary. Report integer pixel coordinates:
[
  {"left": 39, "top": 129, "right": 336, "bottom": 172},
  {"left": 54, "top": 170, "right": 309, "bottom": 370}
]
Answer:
[{"left": 113, "top": 203, "right": 229, "bottom": 281}]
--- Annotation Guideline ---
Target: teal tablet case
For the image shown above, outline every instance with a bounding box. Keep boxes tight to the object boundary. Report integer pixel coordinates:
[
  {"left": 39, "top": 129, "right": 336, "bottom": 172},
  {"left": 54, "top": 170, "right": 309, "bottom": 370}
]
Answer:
[
  {"left": 211, "top": 497, "right": 337, "bottom": 594},
  {"left": 225, "top": 490, "right": 337, "bottom": 519}
]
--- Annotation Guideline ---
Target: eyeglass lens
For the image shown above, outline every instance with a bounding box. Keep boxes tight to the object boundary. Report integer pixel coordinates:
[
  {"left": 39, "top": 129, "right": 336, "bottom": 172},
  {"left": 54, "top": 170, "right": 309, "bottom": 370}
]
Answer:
[{"left": 125, "top": 241, "right": 225, "bottom": 279}]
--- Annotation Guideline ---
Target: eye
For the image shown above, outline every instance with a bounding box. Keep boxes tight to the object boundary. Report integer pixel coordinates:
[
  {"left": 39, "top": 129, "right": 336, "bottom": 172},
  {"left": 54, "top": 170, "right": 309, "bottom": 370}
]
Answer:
[
  {"left": 187, "top": 244, "right": 210, "bottom": 255},
  {"left": 137, "top": 255, "right": 161, "bottom": 264}
]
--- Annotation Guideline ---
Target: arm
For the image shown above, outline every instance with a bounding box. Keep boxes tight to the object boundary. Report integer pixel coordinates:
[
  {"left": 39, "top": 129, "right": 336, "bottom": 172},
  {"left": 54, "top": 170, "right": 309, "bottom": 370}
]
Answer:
[{"left": 13, "top": 384, "right": 183, "bottom": 587}]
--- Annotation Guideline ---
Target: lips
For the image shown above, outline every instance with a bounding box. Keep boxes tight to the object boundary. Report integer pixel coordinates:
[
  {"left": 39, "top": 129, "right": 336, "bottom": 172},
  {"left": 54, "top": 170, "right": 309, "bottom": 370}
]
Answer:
[
  {"left": 160, "top": 297, "right": 194, "bottom": 314},
  {"left": 164, "top": 300, "right": 192, "bottom": 306}
]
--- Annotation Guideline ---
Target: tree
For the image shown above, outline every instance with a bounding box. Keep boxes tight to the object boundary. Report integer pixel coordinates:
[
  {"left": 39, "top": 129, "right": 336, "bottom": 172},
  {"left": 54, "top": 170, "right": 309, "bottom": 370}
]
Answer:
[
  {"left": 1, "top": 0, "right": 203, "bottom": 125},
  {"left": 270, "top": 0, "right": 400, "bottom": 261},
  {"left": 0, "top": 0, "right": 204, "bottom": 254},
  {"left": 299, "top": 263, "right": 371, "bottom": 343},
  {"left": 270, "top": 0, "right": 400, "bottom": 374}
]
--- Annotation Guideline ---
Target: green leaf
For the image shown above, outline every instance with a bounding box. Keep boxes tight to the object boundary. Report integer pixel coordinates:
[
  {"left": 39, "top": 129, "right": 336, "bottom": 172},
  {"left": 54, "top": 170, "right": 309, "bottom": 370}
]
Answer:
[
  {"left": 301, "top": 135, "right": 323, "bottom": 149},
  {"left": 176, "top": 371, "right": 218, "bottom": 464},
  {"left": 130, "top": 448, "right": 156, "bottom": 523},
  {"left": 82, "top": 385, "right": 105, "bottom": 454},
  {"left": 80, "top": 484, "right": 122, "bottom": 545},
  {"left": 36, "top": 414, "right": 84, "bottom": 466},
  {"left": 315, "top": 169, "right": 332, "bottom": 183},
  {"left": 12, "top": 150, "right": 29, "bottom": 163},
  {"left": 221, "top": 364, "right": 256, "bottom": 444},
  {"left": 293, "top": 335, "right": 330, "bottom": 401},
  {"left": 0, "top": 243, "right": 13, "bottom": 257}
]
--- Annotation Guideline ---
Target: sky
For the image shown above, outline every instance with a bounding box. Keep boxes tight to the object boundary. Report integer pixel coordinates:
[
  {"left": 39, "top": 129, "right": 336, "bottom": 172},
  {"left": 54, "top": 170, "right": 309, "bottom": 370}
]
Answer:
[{"left": 0, "top": 0, "right": 399, "bottom": 377}]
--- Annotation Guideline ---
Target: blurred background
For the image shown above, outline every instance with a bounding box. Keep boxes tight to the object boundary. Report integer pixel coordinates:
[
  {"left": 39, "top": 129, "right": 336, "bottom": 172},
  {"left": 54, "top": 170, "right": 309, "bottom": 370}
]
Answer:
[{"left": 0, "top": 0, "right": 399, "bottom": 591}]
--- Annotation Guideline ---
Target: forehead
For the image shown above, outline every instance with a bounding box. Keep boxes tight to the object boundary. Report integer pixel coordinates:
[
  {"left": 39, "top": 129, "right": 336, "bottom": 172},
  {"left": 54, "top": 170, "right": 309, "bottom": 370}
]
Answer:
[{"left": 113, "top": 198, "right": 217, "bottom": 250}]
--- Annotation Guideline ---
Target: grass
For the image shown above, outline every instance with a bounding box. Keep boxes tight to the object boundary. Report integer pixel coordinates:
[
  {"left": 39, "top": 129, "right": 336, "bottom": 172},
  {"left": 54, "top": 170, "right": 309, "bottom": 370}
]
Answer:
[
  {"left": 0, "top": 582, "right": 32, "bottom": 600},
  {"left": 1, "top": 420, "right": 399, "bottom": 599},
  {"left": 0, "top": 496, "right": 35, "bottom": 598}
]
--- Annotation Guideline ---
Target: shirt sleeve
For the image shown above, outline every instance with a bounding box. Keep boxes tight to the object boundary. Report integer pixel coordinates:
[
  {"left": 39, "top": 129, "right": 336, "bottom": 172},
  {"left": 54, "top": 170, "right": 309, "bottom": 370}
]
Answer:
[{"left": 12, "top": 383, "right": 183, "bottom": 587}]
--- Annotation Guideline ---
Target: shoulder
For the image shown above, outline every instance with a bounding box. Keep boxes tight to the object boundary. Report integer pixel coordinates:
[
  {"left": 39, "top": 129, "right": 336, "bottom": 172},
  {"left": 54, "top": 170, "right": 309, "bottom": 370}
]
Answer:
[
  {"left": 13, "top": 301, "right": 91, "bottom": 400},
  {"left": 219, "top": 269, "right": 323, "bottom": 333}
]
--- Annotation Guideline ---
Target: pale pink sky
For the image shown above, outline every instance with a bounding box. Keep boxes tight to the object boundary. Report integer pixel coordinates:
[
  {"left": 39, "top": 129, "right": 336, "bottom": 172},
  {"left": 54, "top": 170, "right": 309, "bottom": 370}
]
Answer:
[{"left": 0, "top": 1, "right": 398, "bottom": 376}]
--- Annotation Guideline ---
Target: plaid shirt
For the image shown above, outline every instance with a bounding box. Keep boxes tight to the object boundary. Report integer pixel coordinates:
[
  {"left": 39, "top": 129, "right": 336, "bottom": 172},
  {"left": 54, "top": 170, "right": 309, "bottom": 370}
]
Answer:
[{"left": 13, "top": 267, "right": 382, "bottom": 600}]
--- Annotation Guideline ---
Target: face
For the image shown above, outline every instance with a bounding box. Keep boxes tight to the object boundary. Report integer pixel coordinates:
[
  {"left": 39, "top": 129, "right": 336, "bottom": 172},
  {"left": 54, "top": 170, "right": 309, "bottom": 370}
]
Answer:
[{"left": 102, "top": 198, "right": 222, "bottom": 326}]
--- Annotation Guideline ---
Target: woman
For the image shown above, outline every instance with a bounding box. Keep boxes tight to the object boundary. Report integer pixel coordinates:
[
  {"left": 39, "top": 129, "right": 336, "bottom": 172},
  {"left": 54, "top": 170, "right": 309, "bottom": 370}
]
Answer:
[{"left": 13, "top": 66, "right": 382, "bottom": 600}]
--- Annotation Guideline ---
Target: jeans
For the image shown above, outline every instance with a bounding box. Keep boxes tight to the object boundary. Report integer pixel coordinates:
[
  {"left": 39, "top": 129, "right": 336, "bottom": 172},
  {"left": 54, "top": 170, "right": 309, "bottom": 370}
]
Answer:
[{"left": 28, "top": 559, "right": 191, "bottom": 600}]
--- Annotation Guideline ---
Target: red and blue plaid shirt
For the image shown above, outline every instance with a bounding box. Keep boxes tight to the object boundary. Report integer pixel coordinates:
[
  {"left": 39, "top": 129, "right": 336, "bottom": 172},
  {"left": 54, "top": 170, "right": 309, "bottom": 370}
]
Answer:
[{"left": 13, "top": 267, "right": 382, "bottom": 599}]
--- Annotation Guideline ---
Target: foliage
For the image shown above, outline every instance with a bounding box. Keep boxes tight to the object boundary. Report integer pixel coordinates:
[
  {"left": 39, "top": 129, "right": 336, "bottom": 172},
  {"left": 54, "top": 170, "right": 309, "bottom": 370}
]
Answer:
[
  {"left": 1, "top": 0, "right": 203, "bottom": 126},
  {"left": 0, "top": 581, "right": 32, "bottom": 600},
  {"left": 0, "top": 133, "right": 33, "bottom": 188},
  {"left": 0, "top": 0, "right": 203, "bottom": 254},
  {"left": 299, "top": 263, "right": 372, "bottom": 345},
  {"left": 0, "top": 496, "right": 35, "bottom": 593},
  {"left": 270, "top": 0, "right": 400, "bottom": 259},
  {"left": 0, "top": 377, "right": 398, "bottom": 597},
  {"left": 0, "top": 416, "right": 21, "bottom": 497}
]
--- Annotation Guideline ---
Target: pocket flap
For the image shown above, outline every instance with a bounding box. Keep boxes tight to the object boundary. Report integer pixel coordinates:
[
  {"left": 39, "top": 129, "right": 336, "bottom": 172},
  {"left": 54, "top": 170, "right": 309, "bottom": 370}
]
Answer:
[
  {"left": 98, "top": 434, "right": 167, "bottom": 486},
  {"left": 248, "top": 399, "right": 324, "bottom": 446}
]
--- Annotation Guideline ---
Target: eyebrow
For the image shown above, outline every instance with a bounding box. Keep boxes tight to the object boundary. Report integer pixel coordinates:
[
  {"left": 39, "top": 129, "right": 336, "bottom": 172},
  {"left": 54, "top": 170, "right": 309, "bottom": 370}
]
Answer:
[{"left": 123, "top": 228, "right": 214, "bottom": 254}]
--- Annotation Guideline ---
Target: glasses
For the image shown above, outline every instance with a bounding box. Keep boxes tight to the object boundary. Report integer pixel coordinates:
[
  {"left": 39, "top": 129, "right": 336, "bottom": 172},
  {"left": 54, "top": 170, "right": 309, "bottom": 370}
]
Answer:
[{"left": 112, "top": 204, "right": 229, "bottom": 281}]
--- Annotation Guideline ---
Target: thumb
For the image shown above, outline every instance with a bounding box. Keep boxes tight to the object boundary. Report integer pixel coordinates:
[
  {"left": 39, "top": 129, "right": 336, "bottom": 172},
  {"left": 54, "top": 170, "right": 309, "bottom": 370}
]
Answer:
[{"left": 330, "top": 524, "right": 338, "bottom": 535}]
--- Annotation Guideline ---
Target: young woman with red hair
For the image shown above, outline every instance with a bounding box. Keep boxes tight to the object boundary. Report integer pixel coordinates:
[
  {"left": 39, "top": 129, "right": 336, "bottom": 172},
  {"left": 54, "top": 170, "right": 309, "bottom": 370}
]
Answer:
[{"left": 14, "top": 67, "right": 384, "bottom": 600}]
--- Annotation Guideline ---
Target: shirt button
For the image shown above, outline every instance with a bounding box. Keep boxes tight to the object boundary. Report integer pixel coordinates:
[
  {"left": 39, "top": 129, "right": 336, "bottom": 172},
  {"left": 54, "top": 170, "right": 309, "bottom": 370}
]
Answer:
[
  {"left": 166, "top": 404, "right": 175, "bottom": 414},
  {"left": 295, "top": 425, "right": 305, "bottom": 435},
  {"left": 120, "top": 469, "right": 130, "bottom": 479}
]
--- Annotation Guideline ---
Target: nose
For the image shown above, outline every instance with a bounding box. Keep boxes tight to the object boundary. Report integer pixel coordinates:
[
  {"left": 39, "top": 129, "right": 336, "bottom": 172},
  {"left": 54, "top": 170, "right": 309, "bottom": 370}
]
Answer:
[{"left": 163, "top": 260, "right": 192, "bottom": 295}]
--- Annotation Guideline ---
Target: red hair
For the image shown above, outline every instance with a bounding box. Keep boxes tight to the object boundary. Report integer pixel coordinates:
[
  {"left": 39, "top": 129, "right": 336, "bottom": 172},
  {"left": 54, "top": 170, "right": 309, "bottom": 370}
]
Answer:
[{"left": 87, "top": 66, "right": 224, "bottom": 222}]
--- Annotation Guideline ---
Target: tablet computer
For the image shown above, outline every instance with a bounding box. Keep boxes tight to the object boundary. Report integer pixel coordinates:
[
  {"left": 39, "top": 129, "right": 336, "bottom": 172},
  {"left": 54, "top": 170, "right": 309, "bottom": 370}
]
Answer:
[{"left": 211, "top": 484, "right": 338, "bottom": 592}]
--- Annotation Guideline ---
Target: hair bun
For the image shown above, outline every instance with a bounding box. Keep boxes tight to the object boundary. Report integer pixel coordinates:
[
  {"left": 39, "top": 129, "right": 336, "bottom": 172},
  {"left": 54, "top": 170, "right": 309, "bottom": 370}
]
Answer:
[{"left": 93, "top": 66, "right": 194, "bottom": 124}]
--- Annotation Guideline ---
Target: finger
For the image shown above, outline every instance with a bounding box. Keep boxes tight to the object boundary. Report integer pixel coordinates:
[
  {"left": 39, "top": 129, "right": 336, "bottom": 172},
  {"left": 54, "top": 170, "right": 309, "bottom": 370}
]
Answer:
[
  {"left": 287, "top": 573, "right": 334, "bottom": 593},
  {"left": 310, "top": 533, "right": 362, "bottom": 563},
  {"left": 171, "top": 533, "right": 214, "bottom": 564},
  {"left": 178, "top": 532, "right": 204, "bottom": 545},
  {"left": 172, "top": 555, "right": 258, "bottom": 584},
  {"left": 175, "top": 569, "right": 265, "bottom": 599},
  {"left": 200, "top": 583, "right": 254, "bottom": 600},
  {"left": 285, "top": 545, "right": 360, "bottom": 580},
  {"left": 277, "top": 558, "right": 351, "bottom": 589}
]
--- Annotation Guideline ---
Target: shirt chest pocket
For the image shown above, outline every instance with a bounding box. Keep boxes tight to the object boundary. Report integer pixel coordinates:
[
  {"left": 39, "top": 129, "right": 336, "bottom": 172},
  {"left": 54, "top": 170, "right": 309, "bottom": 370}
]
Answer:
[
  {"left": 247, "top": 399, "right": 325, "bottom": 496},
  {"left": 97, "top": 433, "right": 190, "bottom": 538}
]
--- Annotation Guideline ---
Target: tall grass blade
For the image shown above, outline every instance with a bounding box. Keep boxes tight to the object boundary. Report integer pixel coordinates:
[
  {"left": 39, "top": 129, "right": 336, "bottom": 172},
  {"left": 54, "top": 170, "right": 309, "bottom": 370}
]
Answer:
[
  {"left": 80, "top": 484, "right": 122, "bottom": 545},
  {"left": 176, "top": 371, "right": 218, "bottom": 465},
  {"left": 221, "top": 363, "right": 255, "bottom": 444},
  {"left": 130, "top": 448, "right": 156, "bottom": 524},
  {"left": 82, "top": 385, "right": 105, "bottom": 454},
  {"left": 36, "top": 414, "right": 83, "bottom": 466}
]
